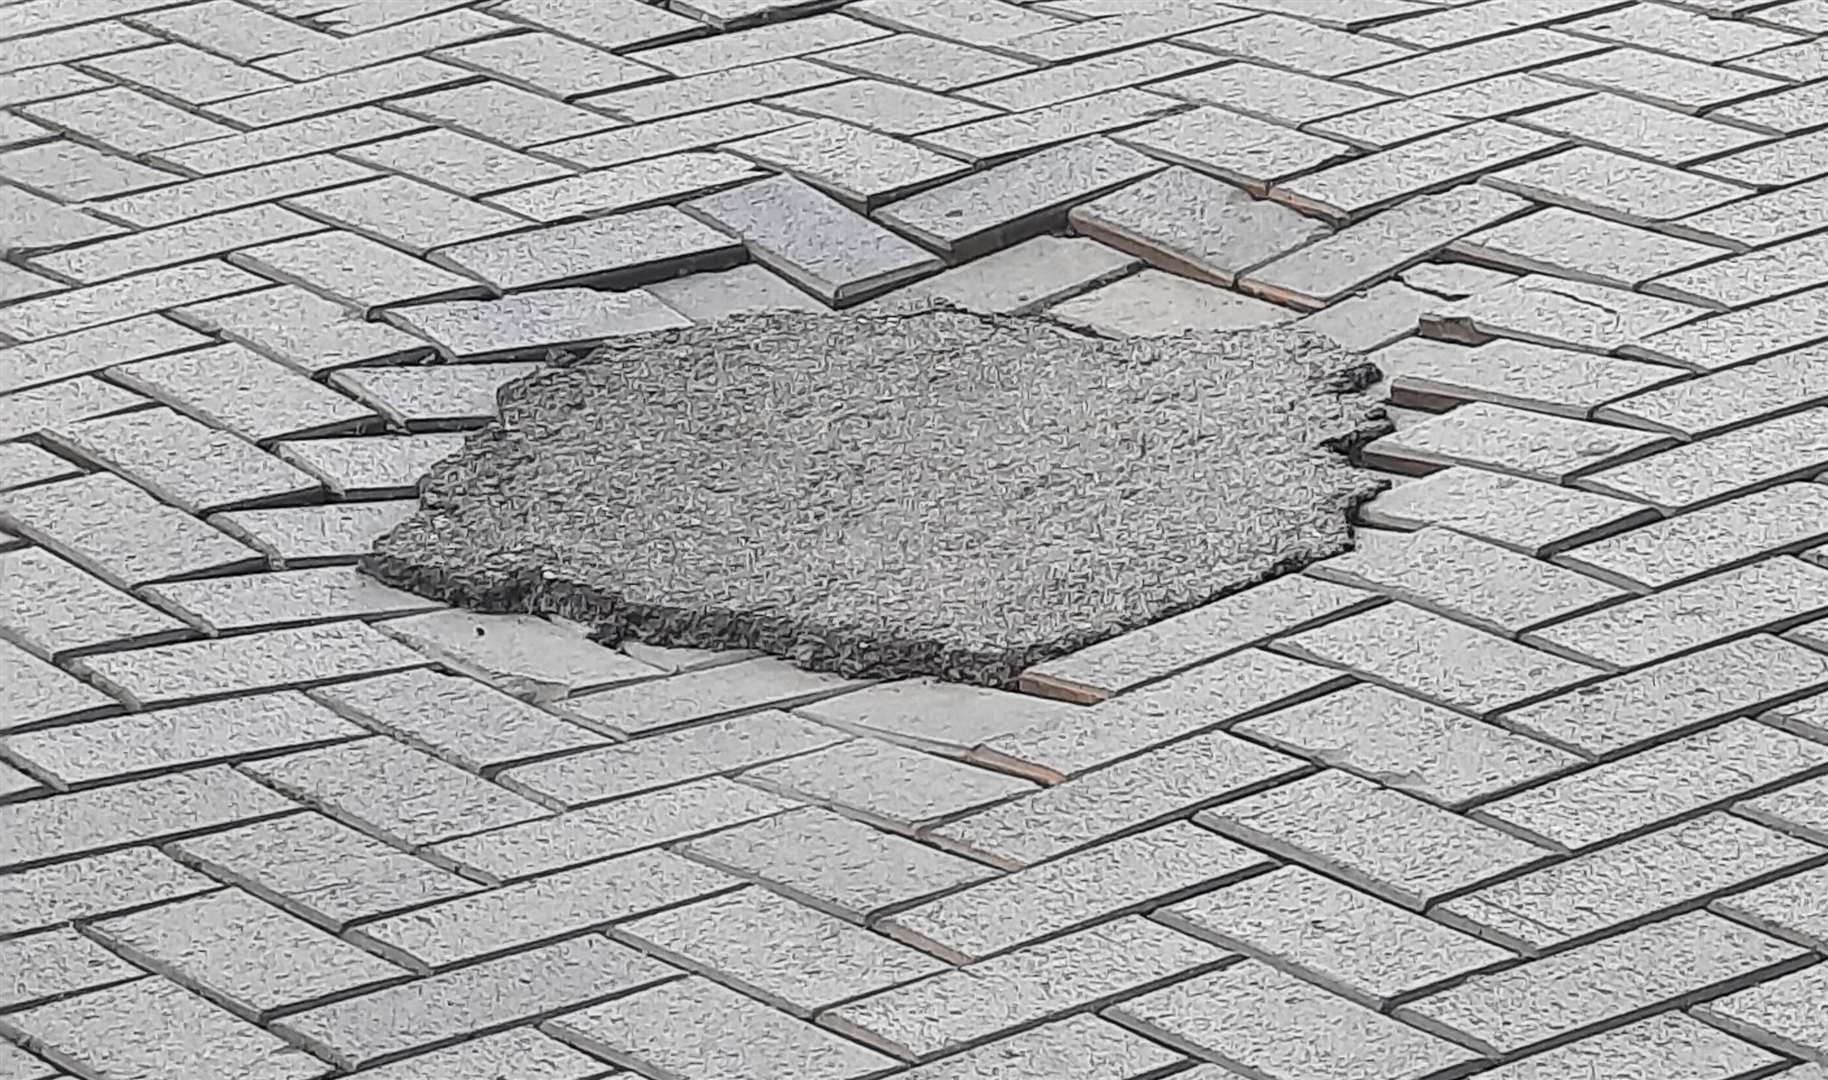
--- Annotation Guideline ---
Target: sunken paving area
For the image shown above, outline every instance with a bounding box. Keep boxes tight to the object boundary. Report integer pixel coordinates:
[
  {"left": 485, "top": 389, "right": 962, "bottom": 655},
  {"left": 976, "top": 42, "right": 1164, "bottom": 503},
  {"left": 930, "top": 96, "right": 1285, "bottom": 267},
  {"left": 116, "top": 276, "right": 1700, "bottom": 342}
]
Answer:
[{"left": 5, "top": 0, "right": 1828, "bottom": 1076}]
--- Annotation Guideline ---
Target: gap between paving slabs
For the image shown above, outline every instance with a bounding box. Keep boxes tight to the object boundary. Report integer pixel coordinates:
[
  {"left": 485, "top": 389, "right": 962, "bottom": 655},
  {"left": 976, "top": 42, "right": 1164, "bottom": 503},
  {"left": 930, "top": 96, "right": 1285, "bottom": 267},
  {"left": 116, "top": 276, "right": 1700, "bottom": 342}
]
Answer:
[{"left": 363, "top": 306, "right": 1390, "bottom": 686}]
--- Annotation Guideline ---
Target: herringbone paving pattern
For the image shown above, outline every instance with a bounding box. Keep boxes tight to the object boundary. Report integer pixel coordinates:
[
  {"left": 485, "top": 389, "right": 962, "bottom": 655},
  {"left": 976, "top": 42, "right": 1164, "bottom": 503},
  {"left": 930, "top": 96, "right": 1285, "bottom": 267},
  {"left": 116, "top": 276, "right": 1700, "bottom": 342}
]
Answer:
[{"left": 3, "top": 0, "right": 1828, "bottom": 1076}]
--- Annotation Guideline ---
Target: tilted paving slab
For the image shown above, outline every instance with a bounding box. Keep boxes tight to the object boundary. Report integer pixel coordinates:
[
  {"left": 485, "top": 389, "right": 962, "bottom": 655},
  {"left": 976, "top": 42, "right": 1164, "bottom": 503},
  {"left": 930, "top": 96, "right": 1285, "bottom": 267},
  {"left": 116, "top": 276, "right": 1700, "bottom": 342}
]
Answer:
[{"left": 365, "top": 310, "right": 1383, "bottom": 685}]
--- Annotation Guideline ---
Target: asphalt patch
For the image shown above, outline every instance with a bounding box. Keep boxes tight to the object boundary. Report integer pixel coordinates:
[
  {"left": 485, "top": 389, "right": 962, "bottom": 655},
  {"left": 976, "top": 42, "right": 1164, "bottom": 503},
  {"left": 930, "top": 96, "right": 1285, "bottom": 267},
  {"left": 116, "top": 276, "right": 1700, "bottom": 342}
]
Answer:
[{"left": 365, "top": 309, "right": 1388, "bottom": 686}]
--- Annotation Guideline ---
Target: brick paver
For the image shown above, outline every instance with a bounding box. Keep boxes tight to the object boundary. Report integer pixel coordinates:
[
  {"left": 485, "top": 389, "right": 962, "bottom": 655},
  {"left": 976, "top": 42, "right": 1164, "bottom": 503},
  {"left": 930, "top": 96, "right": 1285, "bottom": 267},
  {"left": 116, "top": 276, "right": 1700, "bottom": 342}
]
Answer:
[{"left": 2, "top": 1, "right": 1827, "bottom": 1076}]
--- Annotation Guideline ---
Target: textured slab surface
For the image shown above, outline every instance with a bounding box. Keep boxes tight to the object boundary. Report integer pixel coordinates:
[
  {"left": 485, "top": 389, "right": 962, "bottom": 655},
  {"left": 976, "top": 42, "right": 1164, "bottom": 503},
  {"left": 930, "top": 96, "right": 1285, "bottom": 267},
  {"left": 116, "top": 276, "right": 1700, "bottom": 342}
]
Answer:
[{"left": 368, "top": 310, "right": 1382, "bottom": 684}]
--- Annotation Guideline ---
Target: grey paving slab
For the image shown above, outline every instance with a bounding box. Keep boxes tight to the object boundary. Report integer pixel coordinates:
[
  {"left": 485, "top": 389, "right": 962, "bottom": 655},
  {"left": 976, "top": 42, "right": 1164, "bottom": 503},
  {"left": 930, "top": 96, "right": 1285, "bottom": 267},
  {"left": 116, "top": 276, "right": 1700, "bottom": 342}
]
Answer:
[
  {"left": 0, "top": 260, "right": 267, "bottom": 343},
  {"left": 499, "top": 709, "right": 839, "bottom": 808},
  {"left": 893, "top": 1014, "right": 1183, "bottom": 1080},
  {"left": 0, "top": 1039, "right": 57, "bottom": 1080},
  {"left": 1738, "top": 775, "right": 1828, "bottom": 848},
  {"left": 0, "top": 846, "right": 217, "bottom": 940},
  {"left": 1556, "top": 485, "right": 1828, "bottom": 592},
  {"left": 536, "top": 102, "right": 803, "bottom": 169},
  {"left": 767, "top": 77, "right": 999, "bottom": 137},
  {"left": 1019, "top": 574, "right": 1376, "bottom": 705},
  {"left": 1156, "top": 865, "right": 1512, "bottom": 1009},
  {"left": 1310, "top": 525, "right": 1627, "bottom": 637},
  {"left": 91, "top": 155, "right": 379, "bottom": 230},
  {"left": 1423, "top": 275, "right": 1709, "bottom": 355},
  {"left": 153, "top": 106, "right": 424, "bottom": 176},
  {"left": 645, "top": 263, "right": 828, "bottom": 319},
  {"left": 209, "top": 501, "right": 420, "bottom": 570},
  {"left": 1048, "top": 269, "right": 1296, "bottom": 337},
  {"left": 70, "top": 619, "right": 430, "bottom": 710},
  {"left": 611, "top": 884, "right": 943, "bottom": 1015},
  {"left": 353, "top": 848, "right": 739, "bottom": 973},
  {"left": 638, "top": 13, "right": 885, "bottom": 74},
  {"left": 173, "top": 285, "right": 433, "bottom": 376},
  {"left": 88, "top": 887, "right": 408, "bottom": 1020},
  {"left": 1486, "top": 146, "right": 1752, "bottom": 227},
  {"left": 1242, "top": 184, "right": 1529, "bottom": 311},
  {"left": 1436, "top": 812, "right": 1822, "bottom": 955},
  {"left": 584, "top": 57, "right": 847, "bottom": 122},
  {"left": 821, "top": 916, "right": 1226, "bottom": 1062},
  {"left": 0, "top": 379, "right": 143, "bottom": 445},
  {"left": 1112, "top": 104, "right": 1352, "bottom": 195},
  {"left": 1476, "top": 719, "right": 1828, "bottom": 852},
  {"left": 1676, "top": 175, "right": 1828, "bottom": 250},
  {"left": 677, "top": 805, "right": 995, "bottom": 923},
  {"left": 142, "top": 567, "right": 438, "bottom": 636},
  {"left": 913, "top": 88, "right": 1181, "bottom": 164},
  {"left": 341, "top": 127, "right": 571, "bottom": 197},
  {"left": 885, "top": 822, "right": 1269, "bottom": 962},
  {"left": 1198, "top": 768, "right": 1554, "bottom": 910},
  {"left": 240, "top": 737, "right": 547, "bottom": 852},
  {"left": 1379, "top": 337, "right": 1680, "bottom": 419},
  {"left": 329, "top": 362, "right": 543, "bottom": 430},
  {"left": 0, "top": 766, "right": 295, "bottom": 872},
  {"left": 376, "top": 609, "right": 661, "bottom": 705},
  {"left": 0, "top": 473, "right": 263, "bottom": 592},
  {"left": 274, "top": 935, "right": 676, "bottom": 1071},
  {"left": 483, "top": 151, "right": 767, "bottom": 223},
  {"left": 684, "top": 175, "right": 942, "bottom": 304},
  {"left": 432, "top": 207, "right": 743, "bottom": 293},
  {"left": 0, "top": 316, "right": 206, "bottom": 398},
  {"left": 1497, "top": 633, "right": 1828, "bottom": 759},
  {"left": 309, "top": 667, "right": 606, "bottom": 777},
  {"left": 273, "top": 434, "right": 467, "bottom": 499},
  {"left": 0, "top": 978, "right": 334, "bottom": 1080},
  {"left": 1525, "top": 557, "right": 1828, "bottom": 671},
  {"left": 743, "top": 737, "right": 1035, "bottom": 834},
  {"left": 0, "top": 638, "right": 118, "bottom": 734},
  {"left": 1109, "top": 959, "right": 1482, "bottom": 1080},
  {"left": 326, "top": 1028, "right": 609, "bottom": 1080},
  {"left": 1560, "top": 1, "right": 1799, "bottom": 60},
  {"left": 882, "top": 136, "right": 1164, "bottom": 262},
  {"left": 979, "top": 648, "right": 1350, "bottom": 783},
  {"left": 26, "top": 206, "right": 326, "bottom": 286},
  {"left": 1069, "top": 166, "right": 1325, "bottom": 288},
  {"left": 0, "top": 546, "right": 189, "bottom": 660},
  {"left": 1363, "top": 401, "right": 1674, "bottom": 484},
  {"left": 112, "top": 342, "right": 377, "bottom": 443},
  {"left": 204, "top": 56, "right": 473, "bottom": 129},
  {"left": 285, "top": 176, "right": 531, "bottom": 258},
  {"left": 1473, "top": 1011, "right": 1784, "bottom": 1080},
  {"left": 384, "top": 288, "right": 690, "bottom": 361},
  {"left": 865, "top": 234, "right": 1136, "bottom": 316},
  {"left": 1274, "top": 600, "right": 1600, "bottom": 717},
  {"left": 1544, "top": 46, "right": 1783, "bottom": 113},
  {"left": 1237, "top": 681, "right": 1577, "bottom": 807},
  {"left": 1, "top": 184, "right": 127, "bottom": 258},
  {"left": 1, "top": 690, "right": 363, "bottom": 790},
  {"left": 848, "top": 0, "right": 1068, "bottom": 46},
  {"left": 1395, "top": 912, "right": 1807, "bottom": 1058},
  {"left": 0, "top": 139, "right": 180, "bottom": 203},
  {"left": 1601, "top": 339, "right": 1828, "bottom": 436},
  {"left": 232, "top": 231, "right": 489, "bottom": 315},
  {"left": 1450, "top": 206, "right": 1726, "bottom": 291},
  {"left": 929, "top": 727, "right": 1302, "bottom": 869},
  {"left": 1714, "top": 863, "right": 1828, "bottom": 954},
  {"left": 548, "top": 974, "right": 899, "bottom": 1079},
  {"left": 0, "top": 928, "right": 144, "bottom": 1011},
  {"left": 42, "top": 407, "right": 320, "bottom": 516},
  {"left": 1629, "top": 284, "right": 1828, "bottom": 372},
  {"left": 815, "top": 32, "right": 1034, "bottom": 92},
  {"left": 1348, "top": 28, "right": 1606, "bottom": 96},
  {"left": 725, "top": 117, "right": 970, "bottom": 209},
  {"left": 425, "top": 777, "right": 800, "bottom": 883}
]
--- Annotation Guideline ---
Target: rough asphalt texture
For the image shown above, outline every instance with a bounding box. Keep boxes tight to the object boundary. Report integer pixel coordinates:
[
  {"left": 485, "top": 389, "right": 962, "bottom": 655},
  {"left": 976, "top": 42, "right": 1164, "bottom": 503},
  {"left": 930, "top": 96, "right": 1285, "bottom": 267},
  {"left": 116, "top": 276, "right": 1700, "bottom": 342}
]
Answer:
[{"left": 366, "top": 310, "right": 1387, "bottom": 684}]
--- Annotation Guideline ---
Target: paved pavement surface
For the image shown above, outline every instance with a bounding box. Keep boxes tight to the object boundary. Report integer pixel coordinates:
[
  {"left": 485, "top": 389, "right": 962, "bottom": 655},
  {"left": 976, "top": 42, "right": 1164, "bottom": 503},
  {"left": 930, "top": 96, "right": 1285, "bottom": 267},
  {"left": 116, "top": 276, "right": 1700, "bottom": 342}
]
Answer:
[
  {"left": 366, "top": 312, "right": 1384, "bottom": 685},
  {"left": 3, "top": 0, "right": 1828, "bottom": 1077}
]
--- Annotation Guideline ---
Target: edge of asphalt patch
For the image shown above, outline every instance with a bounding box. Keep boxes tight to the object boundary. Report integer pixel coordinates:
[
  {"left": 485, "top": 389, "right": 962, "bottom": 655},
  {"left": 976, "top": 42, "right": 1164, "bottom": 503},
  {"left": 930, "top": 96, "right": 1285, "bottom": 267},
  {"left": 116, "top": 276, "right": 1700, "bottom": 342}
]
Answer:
[{"left": 363, "top": 307, "right": 1389, "bottom": 686}]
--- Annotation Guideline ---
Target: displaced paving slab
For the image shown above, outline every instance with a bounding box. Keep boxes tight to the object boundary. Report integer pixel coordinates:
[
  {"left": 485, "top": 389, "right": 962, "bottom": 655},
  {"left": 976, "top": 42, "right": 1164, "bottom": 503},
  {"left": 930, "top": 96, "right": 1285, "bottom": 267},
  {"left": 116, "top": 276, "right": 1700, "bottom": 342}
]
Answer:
[{"left": 365, "top": 309, "right": 1384, "bottom": 685}]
